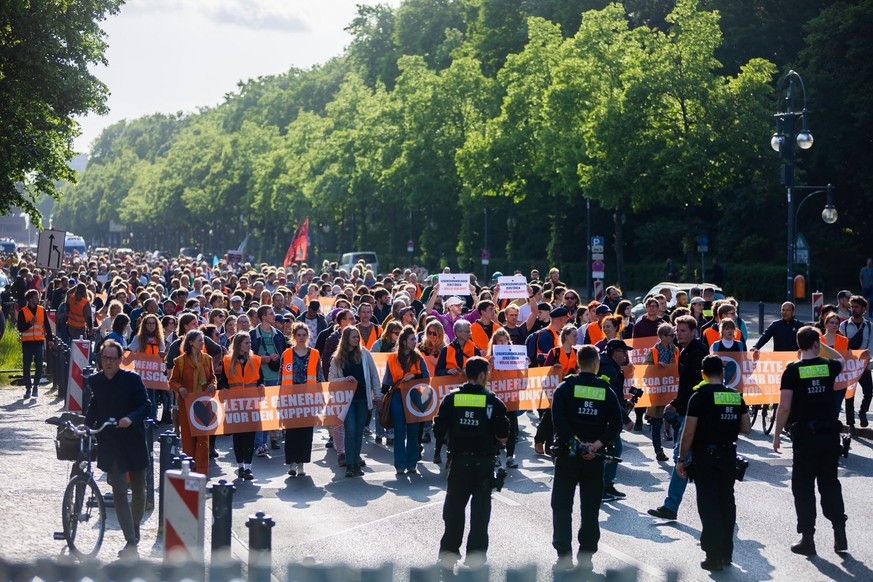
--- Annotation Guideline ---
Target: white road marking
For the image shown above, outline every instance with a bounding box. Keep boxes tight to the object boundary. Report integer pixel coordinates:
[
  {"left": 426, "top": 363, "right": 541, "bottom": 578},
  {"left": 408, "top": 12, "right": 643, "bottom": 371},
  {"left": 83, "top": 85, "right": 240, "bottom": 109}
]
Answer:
[{"left": 306, "top": 495, "right": 446, "bottom": 543}]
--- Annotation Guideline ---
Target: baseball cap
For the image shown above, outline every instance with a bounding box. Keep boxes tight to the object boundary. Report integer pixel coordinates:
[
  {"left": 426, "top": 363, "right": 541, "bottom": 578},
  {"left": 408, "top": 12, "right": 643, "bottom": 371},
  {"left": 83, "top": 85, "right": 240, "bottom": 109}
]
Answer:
[
  {"left": 838, "top": 290, "right": 852, "bottom": 299},
  {"left": 491, "top": 271, "right": 503, "bottom": 280},
  {"left": 606, "top": 339, "right": 630, "bottom": 352},
  {"left": 690, "top": 297, "right": 704, "bottom": 305},
  {"left": 594, "top": 305, "right": 612, "bottom": 315},
  {"left": 230, "top": 295, "right": 243, "bottom": 303},
  {"left": 444, "top": 296, "right": 465, "bottom": 308}
]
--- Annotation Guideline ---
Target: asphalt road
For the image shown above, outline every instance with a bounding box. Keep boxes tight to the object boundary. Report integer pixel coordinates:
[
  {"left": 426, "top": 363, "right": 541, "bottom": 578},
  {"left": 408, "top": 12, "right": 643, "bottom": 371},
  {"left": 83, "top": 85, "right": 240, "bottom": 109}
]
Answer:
[{"left": 3, "top": 385, "right": 872, "bottom": 582}]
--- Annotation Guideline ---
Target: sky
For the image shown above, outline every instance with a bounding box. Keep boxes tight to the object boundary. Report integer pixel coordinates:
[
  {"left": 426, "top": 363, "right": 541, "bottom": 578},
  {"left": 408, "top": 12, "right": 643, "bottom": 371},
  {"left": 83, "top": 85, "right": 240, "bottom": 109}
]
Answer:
[{"left": 75, "top": 0, "right": 402, "bottom": 154}]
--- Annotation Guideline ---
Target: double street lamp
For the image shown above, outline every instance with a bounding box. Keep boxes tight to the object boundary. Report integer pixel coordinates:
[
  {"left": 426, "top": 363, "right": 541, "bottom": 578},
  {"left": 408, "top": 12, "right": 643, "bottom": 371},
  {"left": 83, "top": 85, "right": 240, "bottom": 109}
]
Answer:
[{"left": 770, "top": 70, "right": 837, "bottom": 301}]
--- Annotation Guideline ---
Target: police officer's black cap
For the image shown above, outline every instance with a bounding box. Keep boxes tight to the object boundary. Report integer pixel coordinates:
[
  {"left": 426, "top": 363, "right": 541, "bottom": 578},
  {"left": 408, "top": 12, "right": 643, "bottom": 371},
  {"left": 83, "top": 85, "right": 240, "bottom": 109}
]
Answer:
[
  {"left": 537, "top": 302, "right": 551, "bottom": 311},
  {"left": 606, "top": 339, "right": 630, "bottom": 352},
  {"left": 550, "top": 306, "right": 570, "bottom": 318}
]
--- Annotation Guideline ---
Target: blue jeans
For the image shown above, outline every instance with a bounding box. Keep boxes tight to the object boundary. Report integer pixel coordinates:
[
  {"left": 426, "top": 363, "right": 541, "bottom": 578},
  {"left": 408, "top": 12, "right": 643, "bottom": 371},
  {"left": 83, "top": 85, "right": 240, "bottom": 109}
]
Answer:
[
  {"left": 664, "top": 415, "right": 689, "bottom": 512},
  {"left": 391, "top": 389, "right": 420, "bottom": 470},
  {"left": 603, "top": 434, "right": 623, "bottom": 486},
  {"left": 344, "top": 401, "right": 368, "bottom": 467}
]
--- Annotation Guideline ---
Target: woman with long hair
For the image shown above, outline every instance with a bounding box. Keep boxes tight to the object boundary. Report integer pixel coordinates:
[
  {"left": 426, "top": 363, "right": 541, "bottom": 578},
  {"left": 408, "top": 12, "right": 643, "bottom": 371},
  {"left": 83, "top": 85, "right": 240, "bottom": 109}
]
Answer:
[
  {"left": 329, "top": 326, "right": 381, "bottom": 477},
  {"left": 129, "top": 313, "right": 166, "bottom": 420},
  {"left": 644, "top": 323, "right": 679, "bottom": 462},
  {"left": 280, "top": 322, "right": 324, "bottom": 477},
  {"left": 223, "top": 333, "right": 263, "bottom": 480},
  {"left": 169, "top": 330, "right": 217, "bottom": 474},
  {"left": 372, "top": 321, "right": 402, "bottom": 352},
  {"left": 487, "top": 327, "right": 520, "bottom": 468},
  {"left": 381, "top": 325, "right": 430, "bottom": 475},
  {"left": 417, "top": 319, "right": 447, "bottom": 445},
  {"left": 616, "top": 300, "right": 634, "bottom": 339}
]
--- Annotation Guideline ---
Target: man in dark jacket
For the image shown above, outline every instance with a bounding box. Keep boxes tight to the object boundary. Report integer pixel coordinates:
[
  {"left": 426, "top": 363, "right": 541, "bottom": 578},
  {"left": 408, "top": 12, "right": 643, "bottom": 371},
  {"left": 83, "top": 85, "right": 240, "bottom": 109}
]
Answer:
[
  {"left": 648, "top": 315, "right": 708, "bottom": 520},
  {"left": 751, "top": 302, "right": 804, "bottom": 353},
  {"left": 84, "top": 339, "right": 151, "bottom": 559},
  {"left": 598, "top": 340, "right": 634, "bottom": 500}
]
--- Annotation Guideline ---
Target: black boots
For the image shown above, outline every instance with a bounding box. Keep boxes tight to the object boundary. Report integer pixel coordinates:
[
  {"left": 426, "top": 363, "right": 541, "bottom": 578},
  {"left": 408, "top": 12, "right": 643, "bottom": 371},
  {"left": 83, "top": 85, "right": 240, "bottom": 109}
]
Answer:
[
  {"left": 834, "top": 526, "right": 848, "bottom": 553},
  {"left": 791, "top": 532, "right": 816, "bottom": 556}
]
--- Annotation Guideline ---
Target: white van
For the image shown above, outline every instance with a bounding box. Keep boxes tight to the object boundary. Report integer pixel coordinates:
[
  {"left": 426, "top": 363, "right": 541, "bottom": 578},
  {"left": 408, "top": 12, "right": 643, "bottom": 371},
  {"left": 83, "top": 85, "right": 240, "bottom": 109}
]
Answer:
[
  {"left": 64, "top": 234, "right": 87, "bottom": 256},
  {"left": 339, "top": 251, "right": 379, "bottom": 277}
]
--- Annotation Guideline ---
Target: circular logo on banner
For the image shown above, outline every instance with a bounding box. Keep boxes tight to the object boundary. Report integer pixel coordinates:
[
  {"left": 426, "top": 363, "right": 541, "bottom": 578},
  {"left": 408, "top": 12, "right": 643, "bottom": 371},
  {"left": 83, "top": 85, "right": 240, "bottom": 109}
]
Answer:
[
  {"left": 720, "top": 357, "right": 741, "bottom": 390},
  {"left": 405, "top": 383, "right": 438, "bottom": 418},
  {"left": 189, "top": 396, "right": 223, "bottom": 432}
]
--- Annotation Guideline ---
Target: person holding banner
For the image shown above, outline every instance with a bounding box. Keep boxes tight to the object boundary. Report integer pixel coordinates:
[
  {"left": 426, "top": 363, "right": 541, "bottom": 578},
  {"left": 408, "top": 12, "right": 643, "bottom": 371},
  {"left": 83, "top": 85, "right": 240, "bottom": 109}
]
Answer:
[
  {"left": 223, "top": 333, "right": 264, "bottom": 480},
  {"left": 470, "top": 301, "right": 502, "bottom": 352},
  {"left": 550, "top": 345, "right": 623, "bottom": 571},
  {"left": 676, "top": 356, "right": 751, "bottom": 571},
  {"left": 169, "top": 330, "right": 217, "bottom": 475},
  {"left": 535, "top": 325, "right": 581, "bottom": 457},
  {"left": 773, "top": 326, "right": 848, "bottom": 556},
  {"left": 382, "top": 326, "right": 431, "bottom": 474},
  {"left": 128, "top": 314, "right": 166, "bottom": 420},
  {"left": 644, "top": 324, "right": 680, "bottom": 462},
  {"left": 487, "top": 328, "right": 521, "bottom": 468},
  {"left": 839, "top": 296, "right": 873, "bottom": 434},
  {"left": 434, "top": 356, "right": 509, "bottom": 570},
  {"left": 329, "top": 326, "right": 381, "bottom": 477},
  {"left": 281, "top": 322, "right": 324, "bottom": 477}
]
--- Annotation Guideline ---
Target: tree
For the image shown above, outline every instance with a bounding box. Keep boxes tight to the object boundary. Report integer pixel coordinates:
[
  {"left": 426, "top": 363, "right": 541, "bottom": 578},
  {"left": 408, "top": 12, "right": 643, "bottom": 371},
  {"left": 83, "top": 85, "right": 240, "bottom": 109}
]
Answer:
[{"left": 0, "top": 0, "right": 123, "bottom": 225}]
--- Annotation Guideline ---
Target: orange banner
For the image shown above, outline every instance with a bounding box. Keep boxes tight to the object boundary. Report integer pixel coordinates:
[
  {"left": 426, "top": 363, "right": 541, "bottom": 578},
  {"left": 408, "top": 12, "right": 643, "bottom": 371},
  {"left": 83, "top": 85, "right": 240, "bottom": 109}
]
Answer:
[
  {"left": 318, "top": 297, "right": 336, "bottom": 316},
  {"left": 623, "top": 350, "right": 869, "bottom": 407},
  {"left": 121, "top": 352, "right": 170, "bottom": 391},
  {"left": 396, "top": 368, "right": 562, "bottom": 423},
  {"left": 187, "top": 380, "right": 356, "bottom": 436}
]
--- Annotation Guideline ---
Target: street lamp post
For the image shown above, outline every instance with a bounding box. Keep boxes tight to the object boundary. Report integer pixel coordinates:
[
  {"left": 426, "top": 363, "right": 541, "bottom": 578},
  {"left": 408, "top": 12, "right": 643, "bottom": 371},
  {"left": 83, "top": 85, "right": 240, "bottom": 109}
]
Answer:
[{"left": 770, "top": 70, "right": 837, "bottom": 301}]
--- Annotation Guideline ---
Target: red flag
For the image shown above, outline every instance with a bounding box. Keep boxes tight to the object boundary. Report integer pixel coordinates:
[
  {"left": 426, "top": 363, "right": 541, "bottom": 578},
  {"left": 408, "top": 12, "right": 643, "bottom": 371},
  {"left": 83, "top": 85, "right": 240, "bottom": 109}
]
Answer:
[{"left": 283, "top": 218, "right": 309, "bottom": 267}]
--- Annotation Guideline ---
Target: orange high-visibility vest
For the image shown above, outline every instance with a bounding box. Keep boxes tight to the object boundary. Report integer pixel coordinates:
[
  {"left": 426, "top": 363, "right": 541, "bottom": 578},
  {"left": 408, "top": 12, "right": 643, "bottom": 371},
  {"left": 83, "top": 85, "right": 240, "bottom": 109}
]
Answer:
[
  {"left": 223, "top": 354, "right": 262, "bottom": 389},
  {"left": 471, "top": 320, "right": 501, "bottom": 352},
  {"left": 538, "top": 327, "right": 560, "bottom": 359},
  {"left": 548, "top": 346, "right": 577, "bottom": 378},
  {"left": 358, "top": 323, "right": 382, "bottom": 351},
  {"left": 67, "top": 296, "right": 88, "bottom": 328},
  {"left": 281, "top": 348, "right": 320, "bottom": 384},
  {"left": 20, "top": 306, "right": 46, "bottom": 342},
  {"left": 818, "top": 329, "right": 849, "bottom": 351},
  {"left": 445, "top": 341, "right": 476, "bottom": 372},
  {"left": 387, "top": 352, "right": 422, "bottom": 384},
  {"left": 586, "top": 322, "right": 604, "bottom": 345},
  {"left": 139, "top": 338, "right": 161, "bottom": 356}
]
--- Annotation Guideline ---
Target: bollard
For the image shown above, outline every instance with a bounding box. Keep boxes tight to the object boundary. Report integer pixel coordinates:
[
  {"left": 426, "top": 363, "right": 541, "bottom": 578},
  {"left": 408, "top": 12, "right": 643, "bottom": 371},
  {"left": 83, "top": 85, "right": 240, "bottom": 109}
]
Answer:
[
  {"left": 758, "top": 301, "right": 765, "bottom": 338},
  {"left": 158, "top": 431, "right": 182, "bottom": 535},
  {"left": 58, "top": 342, "right": 70, "bottom": 400},
  {"left": 65, "top": 339, "right": 91, "bottom": 412},
  {"left": 145, "top": 418, "right": 157, "bottom": 510},
  {"left": 409, "top": 565, "right": 441, "bottom": 582},
  {"left": 81, "top": 364, "right": 96, "bottom": 415},
  {"left": 505, "top": 565, "right": 537, "bottom": 582},
  {"left": 210, "top": 479, "right": 236, "bottom": 557},
  {"left": 360, "top": 564, "right": 393, "bottom": 582},
  {"left": 163, "top": 459, "right": 207, "bottom": 561},
  {"left": 209, "top": 557, "right": 244, "bottom": 582},
  {"left": 245, "top": 511, "right": 275, "bottom": 582}
]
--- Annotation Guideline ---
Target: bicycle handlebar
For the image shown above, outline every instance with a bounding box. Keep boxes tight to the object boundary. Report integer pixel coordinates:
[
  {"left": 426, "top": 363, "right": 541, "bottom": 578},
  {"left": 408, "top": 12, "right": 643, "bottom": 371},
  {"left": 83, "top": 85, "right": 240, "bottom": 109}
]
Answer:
[{"left": 46, "top": 417, "right": 117, "bottom": 436}]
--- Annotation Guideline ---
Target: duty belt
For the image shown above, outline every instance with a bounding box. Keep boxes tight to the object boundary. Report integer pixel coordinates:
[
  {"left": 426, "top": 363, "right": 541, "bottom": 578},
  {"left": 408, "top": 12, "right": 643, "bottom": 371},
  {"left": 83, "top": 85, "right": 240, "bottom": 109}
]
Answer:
[{"left": 696, "top": 443, "right": 736, "bottom": 455}]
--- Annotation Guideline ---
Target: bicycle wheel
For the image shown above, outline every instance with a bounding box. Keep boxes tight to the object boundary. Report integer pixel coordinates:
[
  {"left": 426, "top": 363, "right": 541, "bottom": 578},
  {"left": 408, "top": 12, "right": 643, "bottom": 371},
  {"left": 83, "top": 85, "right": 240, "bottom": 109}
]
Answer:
[
  {"left": 763, "top": 404, "right": 778, "bottom": 435},
  {"left": 62, "top": 475, "right": 106, "bottom": 559},
  {"left": 749, "top": 405, "right": 760, "bottom": 425}
]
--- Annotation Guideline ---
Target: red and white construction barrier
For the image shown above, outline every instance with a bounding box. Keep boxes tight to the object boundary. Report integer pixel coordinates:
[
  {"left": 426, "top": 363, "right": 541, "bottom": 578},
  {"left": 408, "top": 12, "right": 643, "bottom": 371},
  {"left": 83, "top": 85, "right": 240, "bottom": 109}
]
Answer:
[
  {"left": 594, "top": 280, "right": 604, "bottom": 302},
  {"left": 163, "top": 461, "right": 207, "bottom": 560},
  {"left": 65, "top": 339, "right": 90, "bottom": 413}
]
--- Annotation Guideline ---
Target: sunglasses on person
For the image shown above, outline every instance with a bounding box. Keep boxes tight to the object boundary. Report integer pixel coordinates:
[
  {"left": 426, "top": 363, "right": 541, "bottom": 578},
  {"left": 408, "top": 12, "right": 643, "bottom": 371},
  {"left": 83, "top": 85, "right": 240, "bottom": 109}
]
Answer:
[{"left": 426, "top": 330, "right": 439, "bottom": 336}]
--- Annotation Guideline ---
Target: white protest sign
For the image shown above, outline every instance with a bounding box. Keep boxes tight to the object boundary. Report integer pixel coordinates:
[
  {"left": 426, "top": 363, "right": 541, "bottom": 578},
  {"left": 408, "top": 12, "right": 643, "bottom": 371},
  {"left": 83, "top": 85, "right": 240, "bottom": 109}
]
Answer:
[
  {"left": 492, "top": 345, "right": 529, "bottom": 371},
  {"left": 497, "top": 276, "right": 527, "bottom": 300},
  {"left": 438, "top": 274, "right": 471, "bottom": 296}
]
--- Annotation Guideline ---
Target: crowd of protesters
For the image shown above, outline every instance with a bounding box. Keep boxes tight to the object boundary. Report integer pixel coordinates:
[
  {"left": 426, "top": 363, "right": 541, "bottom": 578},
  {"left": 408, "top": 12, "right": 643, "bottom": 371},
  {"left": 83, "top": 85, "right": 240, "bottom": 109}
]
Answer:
[{"left": 3, "top": 248, "right": 870, "bottom": 479}]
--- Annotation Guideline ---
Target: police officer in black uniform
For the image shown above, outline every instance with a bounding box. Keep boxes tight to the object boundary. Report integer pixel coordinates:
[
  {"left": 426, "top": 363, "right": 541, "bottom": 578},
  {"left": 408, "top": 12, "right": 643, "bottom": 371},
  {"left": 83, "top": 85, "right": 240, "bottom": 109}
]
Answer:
[
  {"left": 676, "top": 356, "right": 751, "bottom": 571},
  {"left": 773, "top": 326, "right": 847, "bottom": 556},
  {"left": 550, "top": 345, "right": 622, "bottom": 571},
  {"left": 433, "top": 356, "right": 509, "bottom": 569}
]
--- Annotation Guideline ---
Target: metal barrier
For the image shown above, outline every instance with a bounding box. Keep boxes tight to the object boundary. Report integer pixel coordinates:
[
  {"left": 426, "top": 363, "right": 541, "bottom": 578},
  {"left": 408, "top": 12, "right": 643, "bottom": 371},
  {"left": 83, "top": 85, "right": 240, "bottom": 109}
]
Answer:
[{"left": 0, "top": 560, "right": 666, "bottom": 582}]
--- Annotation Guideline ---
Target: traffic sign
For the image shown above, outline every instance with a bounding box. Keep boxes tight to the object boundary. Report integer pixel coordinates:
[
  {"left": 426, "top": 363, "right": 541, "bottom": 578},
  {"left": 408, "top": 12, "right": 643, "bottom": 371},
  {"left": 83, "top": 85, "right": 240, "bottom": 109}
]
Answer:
[
  {"left": 592, "top": 271, "right": 605, "bottom": 279},
  {"left": 795, "top": 233, "right": 809, "bottom": 264},
  {"left": 407, "top": 239, "right": 414, "bottom": 253},
  {"left": 36, "top": 229, "right": 65, "bottom": 270},
  {"left": 697, "top": 245, "right": 709, "bottom": 253},
  {"left": 481, "top": 249, "right": 490, "bottom": 266},
  {"left": 592, "top": 260, "right": 605, "bottom": 272},
  {"left": 697, "top": 234, "right": 709, "bottom": 246},
  {"left": 591, "top": 236, "right": 604, "bottom": 254},
  {"left": 592, "top": 252, "right": 605, "bottom": 261}
]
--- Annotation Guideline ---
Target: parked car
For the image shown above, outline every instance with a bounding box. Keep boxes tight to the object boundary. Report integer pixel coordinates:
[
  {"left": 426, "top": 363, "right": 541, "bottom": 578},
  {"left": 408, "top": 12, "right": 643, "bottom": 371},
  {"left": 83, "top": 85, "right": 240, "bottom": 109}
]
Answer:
[
  {"left": 339, "top": 251, "right": 379, "bottom": 277},
  {"left": 631, "top": 281, "right": 725, "bottom": 319}
]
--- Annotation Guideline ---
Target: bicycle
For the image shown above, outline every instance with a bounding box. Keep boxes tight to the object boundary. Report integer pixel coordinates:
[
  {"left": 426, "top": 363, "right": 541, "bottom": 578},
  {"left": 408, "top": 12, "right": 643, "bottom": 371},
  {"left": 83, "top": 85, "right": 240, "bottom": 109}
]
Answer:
[
  {"left": 47, "top": 415, "right": 116, "bottom": 559},
  {"left": 761, "top": 403, "right": 778, "bottom": 435}
]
